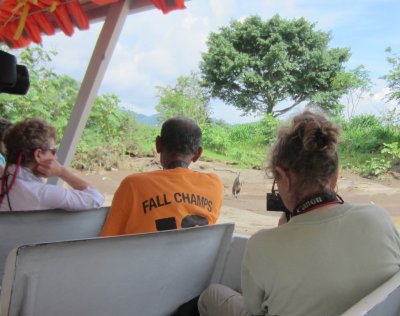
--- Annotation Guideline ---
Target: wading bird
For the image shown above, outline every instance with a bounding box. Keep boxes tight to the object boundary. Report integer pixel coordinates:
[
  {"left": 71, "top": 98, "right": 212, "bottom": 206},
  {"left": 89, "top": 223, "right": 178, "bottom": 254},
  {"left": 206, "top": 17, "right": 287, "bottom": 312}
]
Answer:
[{"left": 232, "top": 172, "right": 243, "bottom": 199}]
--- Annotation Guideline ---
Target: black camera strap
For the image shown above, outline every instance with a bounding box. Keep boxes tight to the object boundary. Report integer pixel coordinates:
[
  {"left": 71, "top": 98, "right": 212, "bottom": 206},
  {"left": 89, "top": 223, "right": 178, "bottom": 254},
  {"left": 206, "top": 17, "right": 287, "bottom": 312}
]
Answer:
[{"left": 292, "top": 192, "right": 344, "bottom": 217}]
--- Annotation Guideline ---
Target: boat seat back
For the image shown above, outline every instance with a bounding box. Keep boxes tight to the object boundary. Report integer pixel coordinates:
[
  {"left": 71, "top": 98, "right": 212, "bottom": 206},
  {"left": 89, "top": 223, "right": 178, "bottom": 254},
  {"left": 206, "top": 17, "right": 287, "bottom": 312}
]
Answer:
[
  {"left": 219, "top": 234, "right": 248, "bottom": 290},
  {"left": 0, "top": 223, "right": 234, "bottom": 316},
  {"left": 0, "top": 207, "right": 110, "bottom": 283}
]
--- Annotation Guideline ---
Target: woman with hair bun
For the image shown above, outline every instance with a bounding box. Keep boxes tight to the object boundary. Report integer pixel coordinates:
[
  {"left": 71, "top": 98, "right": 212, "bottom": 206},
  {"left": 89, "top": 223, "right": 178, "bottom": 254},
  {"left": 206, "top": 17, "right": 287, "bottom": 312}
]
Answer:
[{"left": 198, "top": 111, "right": 400, "bottom": 316}]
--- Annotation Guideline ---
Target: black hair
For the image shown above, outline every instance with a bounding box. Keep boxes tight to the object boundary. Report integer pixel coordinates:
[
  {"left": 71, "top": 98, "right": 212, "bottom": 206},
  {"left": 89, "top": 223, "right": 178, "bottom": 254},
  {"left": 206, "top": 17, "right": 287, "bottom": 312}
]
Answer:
[{"left": 160, "top": 117, "right": 202, "bottom": 155}]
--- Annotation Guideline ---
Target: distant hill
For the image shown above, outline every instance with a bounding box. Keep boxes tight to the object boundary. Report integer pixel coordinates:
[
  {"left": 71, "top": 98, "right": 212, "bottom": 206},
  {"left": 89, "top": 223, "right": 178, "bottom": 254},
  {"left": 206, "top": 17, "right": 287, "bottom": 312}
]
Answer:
[{"left": 130, "top": 111, "right": 158, "bottom": 126}]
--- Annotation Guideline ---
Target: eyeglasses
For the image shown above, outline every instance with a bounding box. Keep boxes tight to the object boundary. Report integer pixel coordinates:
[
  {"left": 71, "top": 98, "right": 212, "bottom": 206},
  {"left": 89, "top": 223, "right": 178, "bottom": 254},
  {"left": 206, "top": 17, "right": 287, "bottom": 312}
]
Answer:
[{"left": 44, "top": 147, "right": 57, "bottom": 155}]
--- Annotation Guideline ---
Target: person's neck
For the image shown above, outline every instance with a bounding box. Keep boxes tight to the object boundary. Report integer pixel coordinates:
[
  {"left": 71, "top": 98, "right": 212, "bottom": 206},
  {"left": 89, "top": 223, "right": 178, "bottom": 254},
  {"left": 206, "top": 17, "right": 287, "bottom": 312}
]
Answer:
[
  {"left": 292, "top": 191, "right": 342, "bottom": 217},
  {"left": 23, "top": 162, "right": 40, "bottom": 176},
  {"left": 164, "top": 160, "right": 189, "bottom": 169},
  {"left": 288, "top": 184, "right": 328, "bottom": 211},
  {"left": 161, "top": 154, "right": 192, "bottom": 170}
]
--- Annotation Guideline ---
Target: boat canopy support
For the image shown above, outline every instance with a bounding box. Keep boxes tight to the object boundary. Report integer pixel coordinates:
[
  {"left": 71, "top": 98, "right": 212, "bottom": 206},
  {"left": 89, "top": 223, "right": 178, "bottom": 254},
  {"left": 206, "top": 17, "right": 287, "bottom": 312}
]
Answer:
[{"left": 49, "top": 0, "right": 130, "bottom": 185}]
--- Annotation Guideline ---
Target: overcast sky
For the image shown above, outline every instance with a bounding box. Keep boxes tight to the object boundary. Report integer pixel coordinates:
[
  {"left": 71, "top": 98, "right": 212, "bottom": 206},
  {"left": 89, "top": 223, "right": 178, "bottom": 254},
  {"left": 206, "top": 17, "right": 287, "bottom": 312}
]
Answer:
[{"left": 39, "top": 0, "right": 400, "bottom": 123}]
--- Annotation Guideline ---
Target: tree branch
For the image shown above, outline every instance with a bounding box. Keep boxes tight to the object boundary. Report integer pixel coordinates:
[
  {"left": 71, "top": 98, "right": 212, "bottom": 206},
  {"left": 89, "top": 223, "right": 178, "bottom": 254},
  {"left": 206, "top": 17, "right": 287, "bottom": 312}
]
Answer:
[{"left": 274, "top": 99, "right": 304, "bottom": 116}]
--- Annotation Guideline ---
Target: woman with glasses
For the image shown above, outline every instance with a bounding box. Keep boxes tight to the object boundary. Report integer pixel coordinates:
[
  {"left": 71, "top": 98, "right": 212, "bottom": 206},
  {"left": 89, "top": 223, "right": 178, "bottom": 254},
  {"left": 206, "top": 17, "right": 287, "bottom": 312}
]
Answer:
[
  {"left": 0, "top": 118, "right": 104, "bottom": 211},
  {"left": 198, "top": 111, "right": 400, "bottom": 316}
]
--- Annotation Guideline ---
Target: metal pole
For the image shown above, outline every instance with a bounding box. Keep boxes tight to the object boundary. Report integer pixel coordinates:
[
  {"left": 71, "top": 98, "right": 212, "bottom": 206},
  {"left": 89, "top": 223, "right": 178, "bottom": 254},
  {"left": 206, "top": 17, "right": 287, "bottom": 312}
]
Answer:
[{"left": 49, "top": 0, "right": 130, "bottom": 185}]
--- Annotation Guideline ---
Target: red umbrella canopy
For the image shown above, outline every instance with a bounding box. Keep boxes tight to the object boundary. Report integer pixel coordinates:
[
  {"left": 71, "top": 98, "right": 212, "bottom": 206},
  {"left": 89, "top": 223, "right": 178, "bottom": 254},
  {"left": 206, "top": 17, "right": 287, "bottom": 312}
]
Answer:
[{"left": 0, "top": 0, "right": 185, "bottom": 48}]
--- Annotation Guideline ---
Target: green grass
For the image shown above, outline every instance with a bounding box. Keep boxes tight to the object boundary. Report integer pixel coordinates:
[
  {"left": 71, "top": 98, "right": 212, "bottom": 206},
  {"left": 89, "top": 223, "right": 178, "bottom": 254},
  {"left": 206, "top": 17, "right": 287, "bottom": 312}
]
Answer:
[
  {"left": 339, "top": 148, "right": 393, "bottom": 178},
  {"left": 201, "top": 150, "right": 238, "bottom": 165},
  {"left": 202, "top": 145, "right": 267, "bottom": 169},
  {"left": 73, "top": 114, "right": 400, "bottom": 178},
  {"left": 339, "top": 150, "right": 377, "bottom": 170}
]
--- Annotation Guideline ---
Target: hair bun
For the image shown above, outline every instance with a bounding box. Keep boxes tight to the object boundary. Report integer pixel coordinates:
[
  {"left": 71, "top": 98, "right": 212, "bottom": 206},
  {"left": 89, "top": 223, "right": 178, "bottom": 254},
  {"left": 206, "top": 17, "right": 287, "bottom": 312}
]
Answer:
[
  {"left": 301, "top": 115, "right": 338, "bottom": 155},
  {"left": 268, "top": 110, "right": 340, "bottom": 192},
  {"left": 314, "top": 129, "right": 329, "bottom": 148}
]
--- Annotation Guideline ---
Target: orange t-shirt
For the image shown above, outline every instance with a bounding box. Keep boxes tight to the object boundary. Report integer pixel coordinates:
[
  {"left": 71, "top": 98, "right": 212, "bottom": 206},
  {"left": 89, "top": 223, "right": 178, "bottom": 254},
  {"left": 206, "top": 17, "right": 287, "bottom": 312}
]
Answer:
[{"left": 101, "top": 168, "right": 224, "bottom": 236}]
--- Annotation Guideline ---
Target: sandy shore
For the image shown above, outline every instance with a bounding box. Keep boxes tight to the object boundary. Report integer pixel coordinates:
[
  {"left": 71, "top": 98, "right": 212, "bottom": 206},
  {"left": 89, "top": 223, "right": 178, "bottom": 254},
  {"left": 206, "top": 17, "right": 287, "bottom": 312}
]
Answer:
[{"left": 76, "top": 157, "right": 400, "bottom": 235}]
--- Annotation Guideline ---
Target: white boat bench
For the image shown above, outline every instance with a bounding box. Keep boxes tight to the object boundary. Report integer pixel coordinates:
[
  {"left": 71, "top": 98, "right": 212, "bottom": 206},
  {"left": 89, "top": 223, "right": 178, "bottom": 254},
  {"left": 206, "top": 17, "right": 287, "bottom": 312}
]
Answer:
[
  {"left": 0, "top": 207, "right": 110, "bottom": 284},
  {"left": 0, "top": 223, "right": 236, "bottom": 316}
]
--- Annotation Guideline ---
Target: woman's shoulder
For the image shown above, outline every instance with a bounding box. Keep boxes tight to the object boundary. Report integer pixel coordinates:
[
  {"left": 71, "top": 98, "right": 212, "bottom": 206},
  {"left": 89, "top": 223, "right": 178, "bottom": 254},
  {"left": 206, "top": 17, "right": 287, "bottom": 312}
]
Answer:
[
  {"left": 248, "top": 225, "right": 284, "bottom": 246},
  {"left": 344, "top": 202, "right": 391, "bottom": 218}
]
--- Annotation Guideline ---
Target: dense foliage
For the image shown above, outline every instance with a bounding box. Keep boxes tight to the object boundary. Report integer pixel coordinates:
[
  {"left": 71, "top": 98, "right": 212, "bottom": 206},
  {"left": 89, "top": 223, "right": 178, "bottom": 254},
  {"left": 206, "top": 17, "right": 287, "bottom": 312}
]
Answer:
[
  {"left": 339, "top": 115, "right": 400, "bottom": 177},
  {"left": 155, "top": 72, "right": 211, "bottom": 125},
  {"left": 199, "top": 114, "right": 400, "bottom": 176},
  {"left": 200, "top": 15, "right": 352, "bottom": 116},
  {"left": 0, "top": 47, "right": 141, "bottom": 170}
]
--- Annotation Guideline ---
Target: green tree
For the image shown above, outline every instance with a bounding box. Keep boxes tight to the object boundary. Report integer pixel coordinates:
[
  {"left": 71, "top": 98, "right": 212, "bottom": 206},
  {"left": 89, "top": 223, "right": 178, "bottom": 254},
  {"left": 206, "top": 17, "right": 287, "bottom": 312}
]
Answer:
[
  {"left": 0, "top": 47, "right": 78, "bottom": 136},
  {"left": 200, "top": 15, "right": 351, "bottom": 116},
  {"left": 155, "top": 72, "right": 212, "bottom": 125},
  {"left": 383, "top": 47, "right": 400, "bottom": 105},
  {"left": 328, "top": 65, "right": 372, "bottom": 118},
  {"left": 86, "top": 93, "right": 127, "bottom": 143}
]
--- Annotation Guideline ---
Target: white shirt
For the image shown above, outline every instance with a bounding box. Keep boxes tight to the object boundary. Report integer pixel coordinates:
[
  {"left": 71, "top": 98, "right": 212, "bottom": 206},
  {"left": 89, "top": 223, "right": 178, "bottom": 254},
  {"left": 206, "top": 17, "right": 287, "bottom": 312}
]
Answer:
[{"left": 0, "top": 165, "right": 104, "bottom": 211}]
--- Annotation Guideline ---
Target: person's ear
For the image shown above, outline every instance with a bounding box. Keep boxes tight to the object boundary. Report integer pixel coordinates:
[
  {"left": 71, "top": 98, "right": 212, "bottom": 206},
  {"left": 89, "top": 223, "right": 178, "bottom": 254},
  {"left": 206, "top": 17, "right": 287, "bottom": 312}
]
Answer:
[
  {"left": 276, "top": 166, "right": 292, "bottom": 191},
  {"left": 33, "top": 148, "right": 43, "bottom": 163},
  {"left": 330, "top": 168, "right": 339, "bottom": 191},
  {"left": 155, "top": 136, "right": 162, "bottom": 153},
  {"left": 192, "top": 147, "right": 203, "bottom": 163}
]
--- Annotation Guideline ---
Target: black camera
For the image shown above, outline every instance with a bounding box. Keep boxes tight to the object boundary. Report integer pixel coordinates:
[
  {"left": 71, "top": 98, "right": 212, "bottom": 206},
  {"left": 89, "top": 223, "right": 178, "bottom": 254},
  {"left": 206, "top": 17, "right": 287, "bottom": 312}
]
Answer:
[
  {"left": 0, "top": 50, "right": 30, "bottom": 95},
  {"left": 266, "top": 192, "right": 287, "bottom": 212},
  {"left": 266, "top": 179, "right": 291, "bottom": 221}
]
